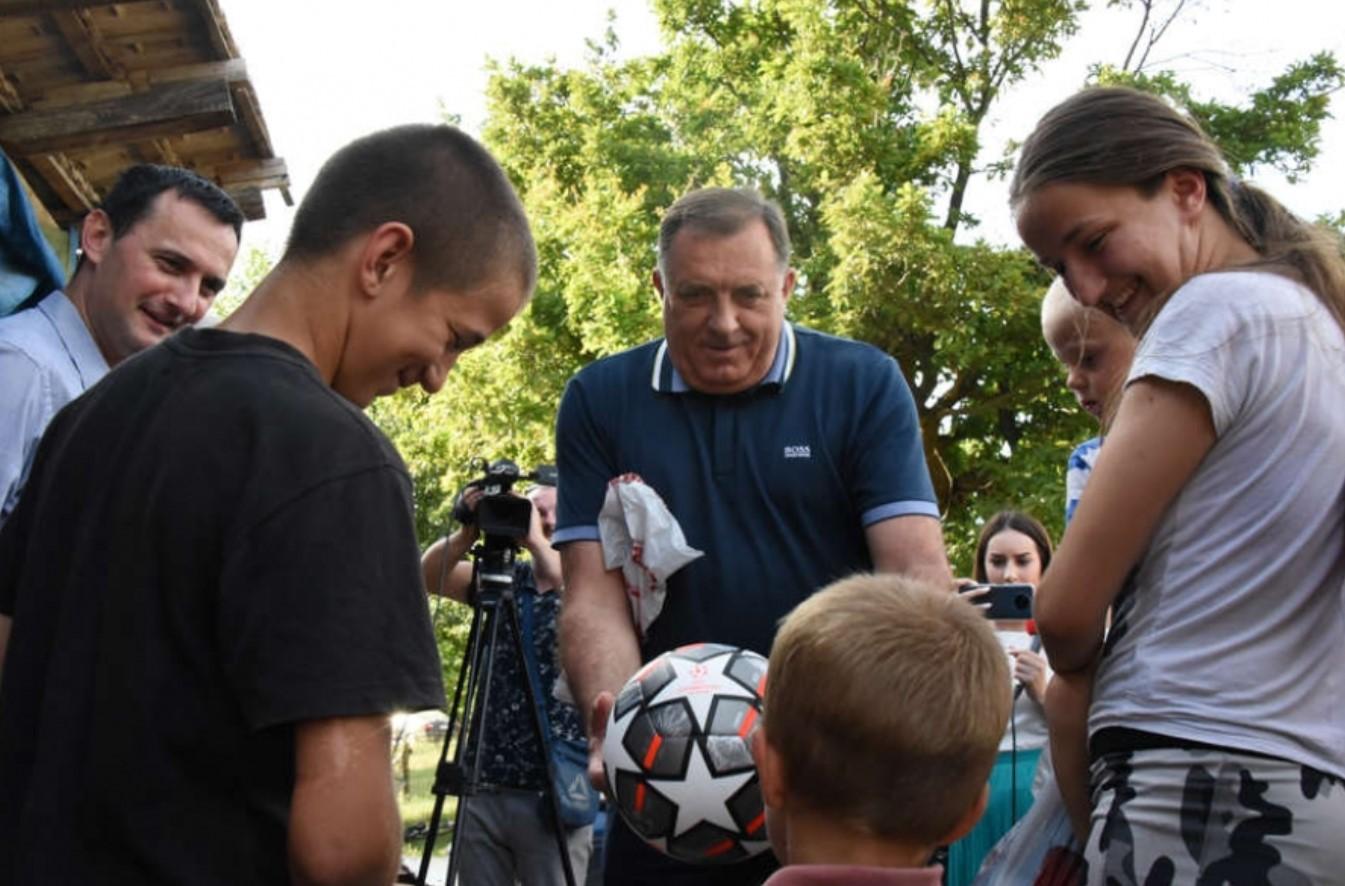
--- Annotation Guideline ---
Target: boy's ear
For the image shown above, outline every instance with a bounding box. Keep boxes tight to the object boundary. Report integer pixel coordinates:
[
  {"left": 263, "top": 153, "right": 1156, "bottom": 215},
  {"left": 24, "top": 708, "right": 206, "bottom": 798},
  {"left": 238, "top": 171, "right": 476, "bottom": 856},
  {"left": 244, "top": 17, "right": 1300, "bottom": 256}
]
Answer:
[
  {"left": 356, "top": 221, "right": 416, "bottom": 298},
  {"left": 751, "top": 726, "right": 787, "bottom": 810},
  {"left": 940, "top": 782, "right": 989, "bottom": 846}
]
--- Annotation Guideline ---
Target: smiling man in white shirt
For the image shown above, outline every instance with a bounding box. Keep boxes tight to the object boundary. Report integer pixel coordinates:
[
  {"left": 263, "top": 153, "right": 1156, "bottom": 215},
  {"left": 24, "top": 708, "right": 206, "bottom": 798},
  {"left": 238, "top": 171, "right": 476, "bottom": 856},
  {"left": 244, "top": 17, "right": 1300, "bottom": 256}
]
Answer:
[{"left": 0, "top": 164, "right": 243, "bottom": 523}]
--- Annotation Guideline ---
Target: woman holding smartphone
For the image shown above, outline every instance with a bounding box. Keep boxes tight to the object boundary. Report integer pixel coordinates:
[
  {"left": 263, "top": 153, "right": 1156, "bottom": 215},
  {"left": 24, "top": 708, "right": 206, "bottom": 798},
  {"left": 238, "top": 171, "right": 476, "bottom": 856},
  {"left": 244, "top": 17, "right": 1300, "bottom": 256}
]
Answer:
[{"left": 947, "top": 509, "right": 1054, "bottom": 885}]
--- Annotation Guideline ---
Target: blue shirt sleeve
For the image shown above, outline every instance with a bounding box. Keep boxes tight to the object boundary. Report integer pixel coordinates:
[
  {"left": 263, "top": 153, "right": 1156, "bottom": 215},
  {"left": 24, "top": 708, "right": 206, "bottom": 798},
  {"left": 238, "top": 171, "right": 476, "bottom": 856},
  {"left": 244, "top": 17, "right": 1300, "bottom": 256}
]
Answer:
[
  {"left": 553, "top": 374, "right": 614, "bottom": 545},
  {"left": 848, "top": 351, "right": 940, "bottom": 526}
]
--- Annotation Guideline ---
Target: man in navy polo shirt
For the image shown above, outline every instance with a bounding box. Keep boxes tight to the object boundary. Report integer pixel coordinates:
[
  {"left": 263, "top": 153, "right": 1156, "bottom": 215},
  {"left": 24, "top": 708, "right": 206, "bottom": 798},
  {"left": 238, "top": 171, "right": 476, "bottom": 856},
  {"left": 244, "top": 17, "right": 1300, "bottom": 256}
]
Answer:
[{"left": 554, "top": 187, "right": 952, "bottom": 884}]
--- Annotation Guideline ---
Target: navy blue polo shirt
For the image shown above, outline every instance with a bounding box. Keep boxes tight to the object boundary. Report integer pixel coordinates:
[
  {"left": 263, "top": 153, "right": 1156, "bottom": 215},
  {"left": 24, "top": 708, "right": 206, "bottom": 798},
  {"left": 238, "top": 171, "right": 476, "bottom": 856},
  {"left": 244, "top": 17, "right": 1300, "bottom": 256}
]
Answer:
[{"left": 554, "top": 323, "right": 938, "bottom": 658}]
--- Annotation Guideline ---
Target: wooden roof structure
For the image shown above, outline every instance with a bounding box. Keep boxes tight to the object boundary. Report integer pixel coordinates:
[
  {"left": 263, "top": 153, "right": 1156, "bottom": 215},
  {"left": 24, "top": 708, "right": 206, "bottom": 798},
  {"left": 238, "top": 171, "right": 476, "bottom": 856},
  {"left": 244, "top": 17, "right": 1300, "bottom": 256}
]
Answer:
[{"left": 0, "top": 0, "right": 290, "bottom": 226}]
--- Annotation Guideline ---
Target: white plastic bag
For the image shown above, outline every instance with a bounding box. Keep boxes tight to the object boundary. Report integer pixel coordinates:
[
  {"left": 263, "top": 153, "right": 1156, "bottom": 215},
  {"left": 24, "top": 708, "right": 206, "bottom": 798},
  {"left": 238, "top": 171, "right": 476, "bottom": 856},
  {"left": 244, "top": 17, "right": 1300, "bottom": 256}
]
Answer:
[{"left": 597, "top": 473, "right": 703, "bottom": 638}]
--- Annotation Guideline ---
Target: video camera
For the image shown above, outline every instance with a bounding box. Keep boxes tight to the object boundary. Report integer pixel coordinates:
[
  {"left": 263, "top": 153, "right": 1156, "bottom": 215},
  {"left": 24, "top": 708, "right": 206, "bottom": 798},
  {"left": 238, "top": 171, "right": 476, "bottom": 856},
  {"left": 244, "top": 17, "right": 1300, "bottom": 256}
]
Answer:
[
  {"left": 452, "top": 458, "right": 556, "bottom": 542},
  {"left": 418, "top": 456, "right": 577, "bottom": 886}
]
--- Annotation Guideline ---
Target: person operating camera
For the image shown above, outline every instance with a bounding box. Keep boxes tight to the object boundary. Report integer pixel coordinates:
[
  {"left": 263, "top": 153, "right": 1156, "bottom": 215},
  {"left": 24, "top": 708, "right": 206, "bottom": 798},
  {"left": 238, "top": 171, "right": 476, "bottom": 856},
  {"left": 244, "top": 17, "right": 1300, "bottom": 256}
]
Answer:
[{"left": 420, "top": 477, "right": 592, "bottom": 885}]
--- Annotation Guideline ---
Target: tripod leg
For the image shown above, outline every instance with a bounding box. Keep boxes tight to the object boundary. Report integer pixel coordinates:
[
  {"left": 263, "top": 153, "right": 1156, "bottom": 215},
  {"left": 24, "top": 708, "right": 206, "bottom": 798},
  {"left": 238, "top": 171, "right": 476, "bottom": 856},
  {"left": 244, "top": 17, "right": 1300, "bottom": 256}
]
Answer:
[
  {"left": 416, "top": 599, "right": 483, "bottom": 885},
  {"left": 503, "top": 596, "right": 580, "bottom": 886},
  {"left": 444, "top": 599, "right": 505, "bottom": 885},
  {"left": 417, "top": 597, "right": 503, "bottom": 885}
]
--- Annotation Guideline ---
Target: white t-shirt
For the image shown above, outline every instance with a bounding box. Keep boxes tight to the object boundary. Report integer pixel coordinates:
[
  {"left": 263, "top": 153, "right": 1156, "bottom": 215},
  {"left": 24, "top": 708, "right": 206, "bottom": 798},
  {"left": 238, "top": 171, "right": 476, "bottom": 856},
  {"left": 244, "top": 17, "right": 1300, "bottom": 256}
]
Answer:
[
  {"left": 1091, "top": 271, "right": 1345, "bottom": 778},
  {"left": 996, "top": 627, "right": 1049, "bottom": 753}
]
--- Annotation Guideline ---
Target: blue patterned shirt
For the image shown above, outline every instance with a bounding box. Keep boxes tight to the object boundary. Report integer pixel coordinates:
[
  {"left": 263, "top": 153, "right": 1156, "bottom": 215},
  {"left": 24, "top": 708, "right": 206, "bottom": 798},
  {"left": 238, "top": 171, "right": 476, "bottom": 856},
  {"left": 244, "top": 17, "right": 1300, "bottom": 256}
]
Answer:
[
  {"left": 1064, "top": 436, "right": 1101, "bottom": 525},
  {"left": 470, "top": 563, "right": 586, "bottom": 789}
]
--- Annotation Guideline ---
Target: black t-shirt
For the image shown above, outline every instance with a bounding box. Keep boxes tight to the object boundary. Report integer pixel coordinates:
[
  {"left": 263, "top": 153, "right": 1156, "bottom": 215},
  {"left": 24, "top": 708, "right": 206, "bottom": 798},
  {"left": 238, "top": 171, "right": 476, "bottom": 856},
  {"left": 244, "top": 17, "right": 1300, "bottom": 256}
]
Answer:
[{"left": 0, "top": 329, "right": 445, "bottom": 885}]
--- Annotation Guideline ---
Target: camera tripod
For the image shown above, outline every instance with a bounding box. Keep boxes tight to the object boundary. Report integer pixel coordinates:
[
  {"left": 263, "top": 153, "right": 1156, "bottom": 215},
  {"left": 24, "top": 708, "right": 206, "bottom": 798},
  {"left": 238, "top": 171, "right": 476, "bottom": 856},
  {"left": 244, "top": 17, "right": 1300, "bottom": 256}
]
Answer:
[{"left": 415, "top": 537, "right": 580, "bottom": 886}]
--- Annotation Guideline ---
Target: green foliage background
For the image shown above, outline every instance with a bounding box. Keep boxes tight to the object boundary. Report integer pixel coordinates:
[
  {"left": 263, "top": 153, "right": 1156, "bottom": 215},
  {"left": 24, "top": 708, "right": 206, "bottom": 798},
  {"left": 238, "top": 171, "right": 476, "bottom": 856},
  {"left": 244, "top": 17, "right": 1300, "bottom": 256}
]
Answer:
[
  {"left": 371, "top": 0, "right": 1340, "bottom": 568},
  {"left": 227, "top": 1, "right": 1343, "bottom": 680}
]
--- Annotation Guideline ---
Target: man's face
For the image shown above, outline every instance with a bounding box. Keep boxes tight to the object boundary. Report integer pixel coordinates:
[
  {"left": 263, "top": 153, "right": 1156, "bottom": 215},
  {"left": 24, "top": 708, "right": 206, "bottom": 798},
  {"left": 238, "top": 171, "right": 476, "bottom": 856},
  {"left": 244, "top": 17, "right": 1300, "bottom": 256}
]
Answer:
[
  {"left": 654, "top": 220, "right": 794, "bottom": 395},
  {"left": 81, "top": 191, "right": 239, "bottom": 365},
  {"left": 332, "top": 270, "right": 527, "bottom": 409},
  {"left": 528, "top": 486, "right": 557, "bottom": 540}
]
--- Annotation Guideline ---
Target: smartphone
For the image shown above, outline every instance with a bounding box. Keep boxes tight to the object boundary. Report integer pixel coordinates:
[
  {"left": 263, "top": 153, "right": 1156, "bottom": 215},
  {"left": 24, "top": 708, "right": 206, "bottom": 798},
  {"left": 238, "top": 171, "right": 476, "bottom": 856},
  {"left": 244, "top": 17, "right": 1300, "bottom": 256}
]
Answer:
[{"left": 978, "top": 583, "right": 1034, "bottom": 620}]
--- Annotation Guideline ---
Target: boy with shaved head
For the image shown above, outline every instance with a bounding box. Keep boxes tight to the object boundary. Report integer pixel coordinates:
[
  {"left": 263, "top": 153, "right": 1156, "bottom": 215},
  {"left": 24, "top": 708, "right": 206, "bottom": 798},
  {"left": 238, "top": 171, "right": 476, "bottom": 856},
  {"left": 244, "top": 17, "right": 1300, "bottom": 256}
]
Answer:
[{"left": 0, "top": 125, "right": 534, "bottom": 886}]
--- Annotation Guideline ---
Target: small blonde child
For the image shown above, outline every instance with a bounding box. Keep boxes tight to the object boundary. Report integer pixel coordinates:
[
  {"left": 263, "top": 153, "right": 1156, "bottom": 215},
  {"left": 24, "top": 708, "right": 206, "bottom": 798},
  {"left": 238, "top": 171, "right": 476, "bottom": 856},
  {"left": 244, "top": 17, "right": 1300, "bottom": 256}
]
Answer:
[
  {"left": 751, "top": 574, "right": 1011, "bottom": 884},
  {"left": 1039, "top": 277, "right": 1136, "bottom": 841},
  {"left": 1041, "top": 277, "right": 1136, "bottom": 431}
]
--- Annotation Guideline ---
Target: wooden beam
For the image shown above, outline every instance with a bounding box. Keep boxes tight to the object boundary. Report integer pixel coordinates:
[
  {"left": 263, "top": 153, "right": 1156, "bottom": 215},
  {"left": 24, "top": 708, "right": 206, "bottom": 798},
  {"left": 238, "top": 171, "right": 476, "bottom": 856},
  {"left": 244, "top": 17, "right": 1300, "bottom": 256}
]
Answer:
[
  {"left": 27, "top": 152, "right": 99, "bottom": 216},
  {"left": 13, "top": 155, "right": 83, "bottom": 225},
  {"left": 143, "top": 57, "right": 247, "bottom": 87},
  {"left": 212, "top": 156, "right": 283, "bottom": 184},
  {"left": 229, "top": 81, "right": 274, "bottom": 156},
  {"left": 213, "top": 156, "right": 287, "bottom": 191},
  {"left": 52, "top": 9, "right": 123, "bottom": 80},
  {"left": 37, "top": 60, "right": 248, "bottom": 109},
  {"left": 0, "top": 79, "right": 235, "bottom": 155},
  {"left": 185, "top": 0, "right": 237, "bottom": 59},
  {"left": 0, "top": 63, "right": 23, "bottom": 114},
  {"left": 134, "top": 136, "right": 182, "bottom": 167},
  {"left": 228, "top": 185, "right": 263, "bottom": 221},
  {"left": 30, "top": 80, "right": 131, "bottom": 110},
  {"left": 0, "top": 0, "right": 124, "bottom": 14}
]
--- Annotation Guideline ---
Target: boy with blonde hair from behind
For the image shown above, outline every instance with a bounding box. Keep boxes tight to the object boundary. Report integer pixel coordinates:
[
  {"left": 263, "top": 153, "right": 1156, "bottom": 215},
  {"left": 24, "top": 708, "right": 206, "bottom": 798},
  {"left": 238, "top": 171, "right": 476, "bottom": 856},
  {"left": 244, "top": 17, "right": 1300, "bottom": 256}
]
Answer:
[{"left": 751, "top": 574, "right": 1011, "bottom": 884}]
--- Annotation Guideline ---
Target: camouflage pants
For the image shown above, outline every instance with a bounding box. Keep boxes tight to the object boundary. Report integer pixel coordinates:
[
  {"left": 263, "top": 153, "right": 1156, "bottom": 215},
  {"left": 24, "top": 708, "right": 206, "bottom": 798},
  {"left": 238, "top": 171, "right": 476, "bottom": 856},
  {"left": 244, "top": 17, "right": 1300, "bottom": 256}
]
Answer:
[{"left": 1084, "top": 747, "right": 1345, "bottom": 885}]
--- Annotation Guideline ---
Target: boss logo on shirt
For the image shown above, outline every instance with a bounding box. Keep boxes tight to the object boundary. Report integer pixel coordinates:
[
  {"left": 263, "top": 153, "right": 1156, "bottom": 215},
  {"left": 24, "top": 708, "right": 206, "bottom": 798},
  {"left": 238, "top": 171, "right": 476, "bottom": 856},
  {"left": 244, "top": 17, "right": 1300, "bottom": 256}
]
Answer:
[{"left": 783, "top": 445, "right": 811, "bottom": 459}]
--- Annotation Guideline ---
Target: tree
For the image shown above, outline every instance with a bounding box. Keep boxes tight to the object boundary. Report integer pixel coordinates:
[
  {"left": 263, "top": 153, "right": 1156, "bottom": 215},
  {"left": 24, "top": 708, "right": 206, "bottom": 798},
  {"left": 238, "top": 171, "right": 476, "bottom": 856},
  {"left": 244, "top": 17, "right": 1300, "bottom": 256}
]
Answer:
[
  {"left": 212, "top": 243, "right": 274, "bottom": 319},
  {"left": 1095, "top": 54, "right": 1344, "bottom": 182},
  {"left": 396, "top": 0, "right": 1341, "bottom": 570}
]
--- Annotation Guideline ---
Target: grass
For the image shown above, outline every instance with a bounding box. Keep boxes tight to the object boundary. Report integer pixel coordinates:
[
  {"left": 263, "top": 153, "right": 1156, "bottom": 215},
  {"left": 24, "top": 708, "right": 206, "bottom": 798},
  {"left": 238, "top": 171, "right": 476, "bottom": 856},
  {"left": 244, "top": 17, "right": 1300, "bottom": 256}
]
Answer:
[{"left": 397, "top": 738, "right": 456, "bottom": 860}]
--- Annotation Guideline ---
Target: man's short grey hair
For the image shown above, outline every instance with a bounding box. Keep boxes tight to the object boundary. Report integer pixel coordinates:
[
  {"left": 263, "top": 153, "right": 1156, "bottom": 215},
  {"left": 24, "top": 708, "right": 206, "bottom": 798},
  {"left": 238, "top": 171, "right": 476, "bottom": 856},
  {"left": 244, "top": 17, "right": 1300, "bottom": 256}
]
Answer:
[{"left": 657, "top": 187, "right": 791, "bottom": 276}]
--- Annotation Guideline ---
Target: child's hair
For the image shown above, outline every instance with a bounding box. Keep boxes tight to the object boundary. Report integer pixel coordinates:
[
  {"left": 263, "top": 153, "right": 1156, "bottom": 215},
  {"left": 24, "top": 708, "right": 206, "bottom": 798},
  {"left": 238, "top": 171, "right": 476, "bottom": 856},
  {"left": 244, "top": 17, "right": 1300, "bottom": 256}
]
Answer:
[
  {"left": 1040, "top": 276, "right": 1085, "bottom": 342},
  {"left": 1010, "top": 86, "right": 1345, "bottom": 332},
  {"left": 1040, "top": 277, "right": 1136, "bottom": 429},
  {"left": 973, "top": 510, "right": 1053, "bottom": 584},
  {"left": 764, "top": 574, "right": 1010, "bottom": 845}
]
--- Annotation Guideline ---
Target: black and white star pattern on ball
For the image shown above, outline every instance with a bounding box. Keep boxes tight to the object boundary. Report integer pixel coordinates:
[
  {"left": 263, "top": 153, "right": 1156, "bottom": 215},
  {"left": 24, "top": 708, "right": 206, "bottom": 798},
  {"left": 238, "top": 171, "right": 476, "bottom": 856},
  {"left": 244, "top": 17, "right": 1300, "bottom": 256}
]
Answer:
[{"left": 603, "top": 643, "right": 772, "bottom": 864}]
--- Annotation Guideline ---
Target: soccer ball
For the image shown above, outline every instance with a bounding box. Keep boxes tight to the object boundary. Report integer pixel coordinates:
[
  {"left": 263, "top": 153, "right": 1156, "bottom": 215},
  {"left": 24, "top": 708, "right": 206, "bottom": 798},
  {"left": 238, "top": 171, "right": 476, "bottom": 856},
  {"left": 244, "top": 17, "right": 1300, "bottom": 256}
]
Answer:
[{"left": 603, "top": 643, "right": 771, "bottom": 864}]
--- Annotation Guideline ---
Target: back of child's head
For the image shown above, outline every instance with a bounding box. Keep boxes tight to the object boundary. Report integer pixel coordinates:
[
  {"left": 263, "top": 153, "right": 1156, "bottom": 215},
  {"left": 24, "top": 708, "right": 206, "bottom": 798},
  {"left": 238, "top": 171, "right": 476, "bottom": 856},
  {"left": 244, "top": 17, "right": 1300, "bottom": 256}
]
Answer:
[
  {"left": 1040, "top": 277, "right": 1136, "bottom": 426},
  {"left": 1040, "top": 277, "right": 1080, "bottom": 345},
  {"left": 1040, "top": 277, "right": 1128, "bottom": 352},
  {"left": 763, "top": 573, "right": 1010, "bottom": 845}
]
